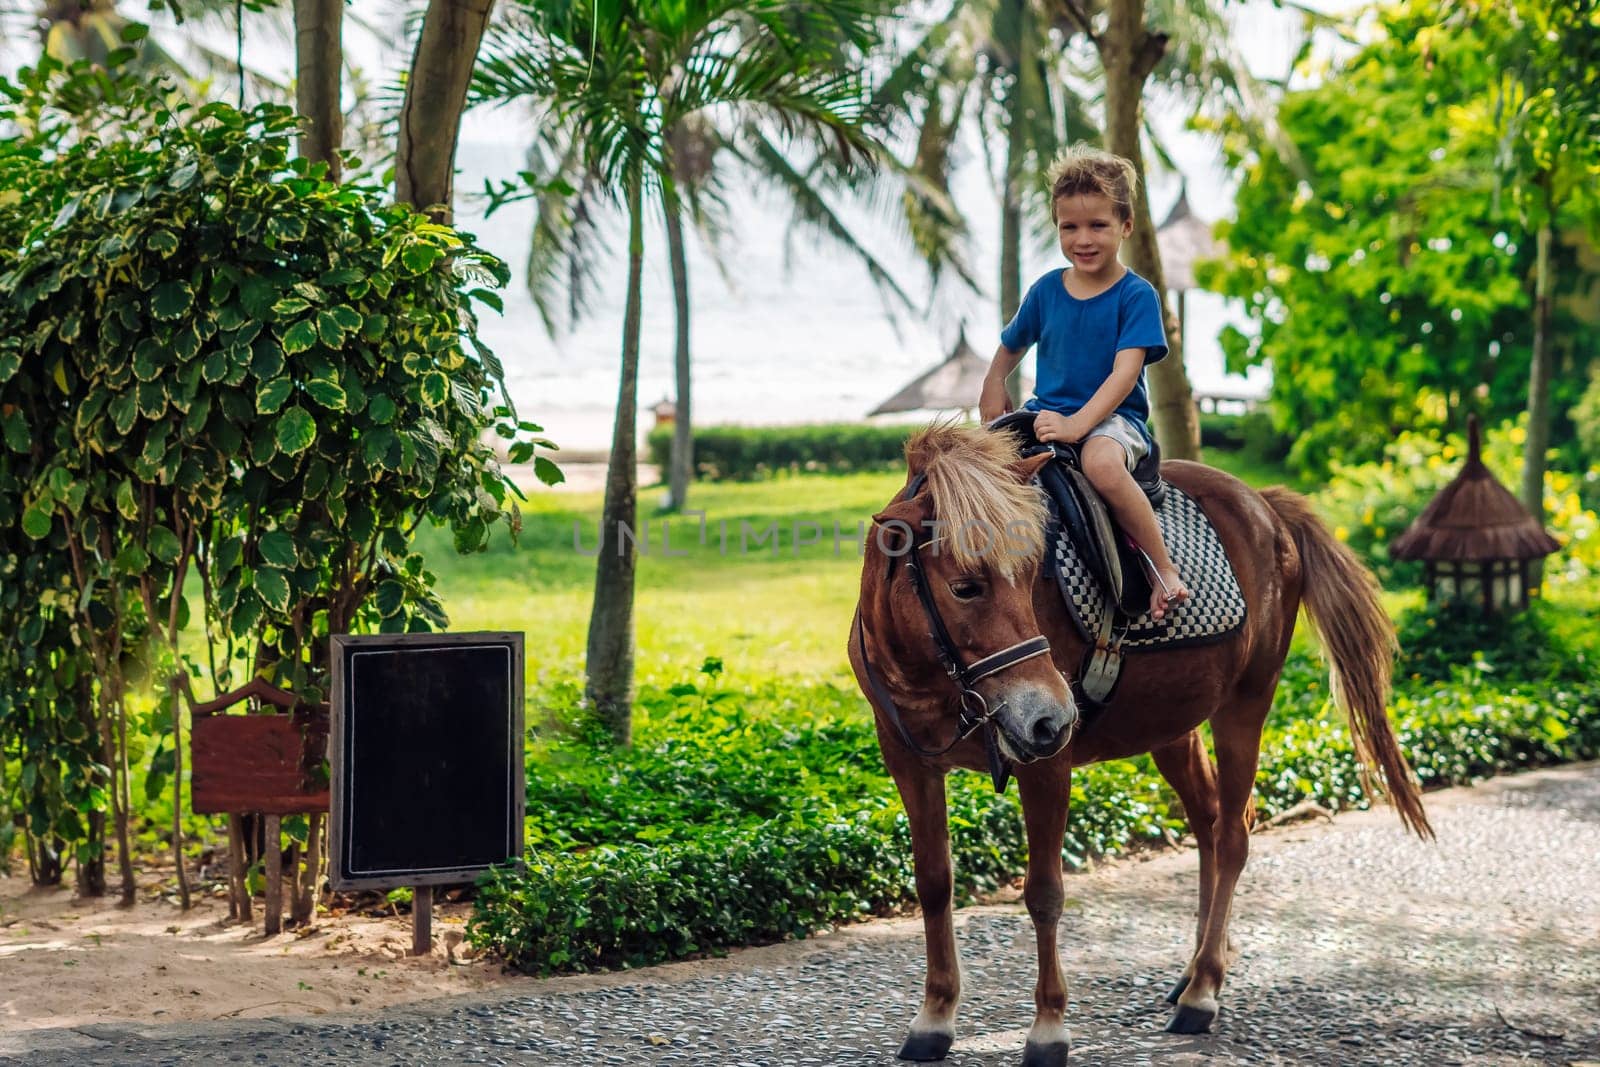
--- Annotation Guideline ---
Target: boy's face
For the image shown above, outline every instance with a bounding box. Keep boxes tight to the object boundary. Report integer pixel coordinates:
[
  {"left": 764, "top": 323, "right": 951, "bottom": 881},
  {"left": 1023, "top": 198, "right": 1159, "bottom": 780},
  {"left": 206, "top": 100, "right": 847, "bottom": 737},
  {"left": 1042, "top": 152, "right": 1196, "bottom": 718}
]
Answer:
[{"left": 1053, "top": 193, "right": 1132, "bottom": 279}]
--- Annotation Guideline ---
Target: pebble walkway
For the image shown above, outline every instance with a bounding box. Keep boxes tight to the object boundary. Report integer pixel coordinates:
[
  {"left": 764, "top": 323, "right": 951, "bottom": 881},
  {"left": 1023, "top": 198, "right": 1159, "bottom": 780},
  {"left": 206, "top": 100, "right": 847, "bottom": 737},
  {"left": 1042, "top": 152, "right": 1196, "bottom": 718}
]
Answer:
[{"left": 6, "top": 764, "right": 1598, "bottom": 1066}]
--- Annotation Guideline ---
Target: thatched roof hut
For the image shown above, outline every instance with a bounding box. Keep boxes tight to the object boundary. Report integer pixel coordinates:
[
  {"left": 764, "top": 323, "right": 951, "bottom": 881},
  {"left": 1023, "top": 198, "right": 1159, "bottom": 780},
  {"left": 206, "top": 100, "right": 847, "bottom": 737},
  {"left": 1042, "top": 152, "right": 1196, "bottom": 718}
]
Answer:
[
  {"left": 1389, "top": 415, "right": 1559, "bottom": 611},
  {"left": 869, "top": 329, "right": 1032, "bottom": 417},
  {"left": 1156, "top": 186, "right": 1220, "bottom": 293}
]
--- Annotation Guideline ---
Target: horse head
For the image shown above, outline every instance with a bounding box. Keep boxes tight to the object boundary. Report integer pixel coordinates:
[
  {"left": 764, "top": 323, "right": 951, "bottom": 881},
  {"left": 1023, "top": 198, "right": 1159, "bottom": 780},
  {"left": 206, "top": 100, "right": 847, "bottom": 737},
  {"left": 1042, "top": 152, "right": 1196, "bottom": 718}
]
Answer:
[{"left": 858, "top": 423, "right": 1077, "bottom": 765}]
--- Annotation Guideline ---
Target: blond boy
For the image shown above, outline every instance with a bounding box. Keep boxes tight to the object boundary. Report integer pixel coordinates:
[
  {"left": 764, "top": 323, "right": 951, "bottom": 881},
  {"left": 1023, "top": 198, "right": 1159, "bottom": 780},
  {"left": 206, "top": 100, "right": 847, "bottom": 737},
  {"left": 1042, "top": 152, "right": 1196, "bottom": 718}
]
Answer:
[{"left": 980, "top": 145, "right": 1190, "bottom": 620}]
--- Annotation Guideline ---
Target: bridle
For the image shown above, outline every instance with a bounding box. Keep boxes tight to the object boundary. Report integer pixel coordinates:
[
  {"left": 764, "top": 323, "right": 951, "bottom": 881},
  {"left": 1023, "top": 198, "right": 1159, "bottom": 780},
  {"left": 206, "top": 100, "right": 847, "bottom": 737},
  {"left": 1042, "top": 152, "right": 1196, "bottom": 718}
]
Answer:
[{"left": 853, "top": 473, "right": 1054, "bottom": 789}]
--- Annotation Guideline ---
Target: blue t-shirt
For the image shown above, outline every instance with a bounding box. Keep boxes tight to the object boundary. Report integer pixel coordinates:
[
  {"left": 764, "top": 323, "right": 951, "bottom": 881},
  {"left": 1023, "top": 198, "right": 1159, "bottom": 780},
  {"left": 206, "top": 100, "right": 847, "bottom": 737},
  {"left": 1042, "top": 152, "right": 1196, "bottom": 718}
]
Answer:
[{"left": 1000, "top": 268, "right": 1169, "bottom": 441}]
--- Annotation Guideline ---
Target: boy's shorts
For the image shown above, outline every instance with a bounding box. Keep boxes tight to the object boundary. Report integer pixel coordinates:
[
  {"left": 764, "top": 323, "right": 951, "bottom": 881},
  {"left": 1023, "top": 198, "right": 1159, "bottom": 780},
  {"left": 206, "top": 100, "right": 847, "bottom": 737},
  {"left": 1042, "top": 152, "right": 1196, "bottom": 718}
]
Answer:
[{"left": 1084, "top": 413, "right": 1150, "bottom": 473}]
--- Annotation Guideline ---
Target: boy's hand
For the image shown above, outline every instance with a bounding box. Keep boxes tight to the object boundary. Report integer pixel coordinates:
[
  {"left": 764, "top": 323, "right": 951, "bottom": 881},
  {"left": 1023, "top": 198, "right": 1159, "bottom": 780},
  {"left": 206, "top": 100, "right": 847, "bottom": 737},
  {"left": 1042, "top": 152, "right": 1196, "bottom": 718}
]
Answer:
[
  {"left": 1035, "top": 411, "right": 1091, "bottom": 444},
  {"left": 978, "top": 377, "right": 1013, "bottom": 423}
]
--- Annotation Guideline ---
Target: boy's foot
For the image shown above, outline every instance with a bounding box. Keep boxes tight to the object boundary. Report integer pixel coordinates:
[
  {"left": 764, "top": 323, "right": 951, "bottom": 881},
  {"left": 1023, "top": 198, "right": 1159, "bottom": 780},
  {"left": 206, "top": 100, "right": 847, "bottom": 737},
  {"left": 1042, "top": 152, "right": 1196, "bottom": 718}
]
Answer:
[{"left": 1150, "top": 566, "right": 1190, "bottom": 622}]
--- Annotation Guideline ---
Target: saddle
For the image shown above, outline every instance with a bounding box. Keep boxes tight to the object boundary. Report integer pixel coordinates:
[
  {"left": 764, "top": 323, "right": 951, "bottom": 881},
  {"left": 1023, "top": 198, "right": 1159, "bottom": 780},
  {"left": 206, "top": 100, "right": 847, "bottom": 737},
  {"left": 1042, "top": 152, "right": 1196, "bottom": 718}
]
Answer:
[
  {"left": 986, "top": 412, "right": 1247, "bottom": 709},
  {"left": 988, "top": 411, "right": 1167, "bottom": 617}
]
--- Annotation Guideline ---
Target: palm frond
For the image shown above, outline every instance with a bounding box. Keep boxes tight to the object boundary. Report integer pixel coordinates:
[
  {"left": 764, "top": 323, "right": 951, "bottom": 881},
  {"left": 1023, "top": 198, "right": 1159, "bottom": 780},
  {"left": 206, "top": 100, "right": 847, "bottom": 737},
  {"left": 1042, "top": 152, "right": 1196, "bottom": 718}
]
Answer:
[{"left": 737, "top": 129, "right": 917, "bottom": 317}]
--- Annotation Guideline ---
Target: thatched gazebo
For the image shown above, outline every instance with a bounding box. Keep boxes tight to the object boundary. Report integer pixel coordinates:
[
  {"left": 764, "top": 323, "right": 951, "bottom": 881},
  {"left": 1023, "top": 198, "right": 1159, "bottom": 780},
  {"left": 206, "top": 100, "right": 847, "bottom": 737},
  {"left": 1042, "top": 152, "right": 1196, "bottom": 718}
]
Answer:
[
  {"left": 1389, "top": 416, "right": 1559, "bottom": 612},
  {"left": 869, "top": 328, "right": 1031, "bottom": 418},
  {"left": 1156, "top": 184, "right": 1221, "bottom": 347}
]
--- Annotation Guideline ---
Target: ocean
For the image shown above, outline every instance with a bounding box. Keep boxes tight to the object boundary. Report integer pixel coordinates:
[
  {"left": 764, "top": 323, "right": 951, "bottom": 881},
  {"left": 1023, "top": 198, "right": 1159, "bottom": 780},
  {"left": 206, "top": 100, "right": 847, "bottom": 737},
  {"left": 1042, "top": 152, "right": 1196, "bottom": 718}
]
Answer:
[{"left": 454, "top": 131, "right": 1270, "bottom": 454}]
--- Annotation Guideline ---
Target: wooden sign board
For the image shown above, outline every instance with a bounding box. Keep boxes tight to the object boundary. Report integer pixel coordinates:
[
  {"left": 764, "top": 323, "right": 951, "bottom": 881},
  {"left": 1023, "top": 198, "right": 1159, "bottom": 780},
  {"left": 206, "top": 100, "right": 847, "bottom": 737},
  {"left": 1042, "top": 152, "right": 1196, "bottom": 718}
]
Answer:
[
  {"left": 190, "top": 709, "right": 330, "bottom": 815},
  {"left": 328, "top": 632, "right": 525, "bottom": 891}
]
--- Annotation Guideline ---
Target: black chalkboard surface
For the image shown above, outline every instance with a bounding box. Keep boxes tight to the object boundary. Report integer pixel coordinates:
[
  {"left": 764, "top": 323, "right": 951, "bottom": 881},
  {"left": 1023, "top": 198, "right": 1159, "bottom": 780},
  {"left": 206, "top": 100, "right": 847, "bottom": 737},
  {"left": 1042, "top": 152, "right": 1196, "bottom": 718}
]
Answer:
[{"left": 328, "top": 632, "right": 525, "bottom": 890}]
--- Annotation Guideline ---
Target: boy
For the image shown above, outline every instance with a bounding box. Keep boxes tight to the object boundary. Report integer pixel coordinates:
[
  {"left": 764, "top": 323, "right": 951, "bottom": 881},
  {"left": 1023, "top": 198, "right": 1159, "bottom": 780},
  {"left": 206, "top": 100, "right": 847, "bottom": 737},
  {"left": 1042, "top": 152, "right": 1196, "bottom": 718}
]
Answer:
[{"left": 979, "top": 144, "right": 1190, "bottom": 621}]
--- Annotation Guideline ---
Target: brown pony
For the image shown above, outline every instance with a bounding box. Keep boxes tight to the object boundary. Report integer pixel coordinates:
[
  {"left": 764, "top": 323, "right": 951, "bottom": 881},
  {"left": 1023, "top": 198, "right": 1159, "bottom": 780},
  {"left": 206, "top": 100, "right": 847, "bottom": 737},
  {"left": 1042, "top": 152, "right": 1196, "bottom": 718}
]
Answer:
[{"left": 849, "top": 423, "right": 1431, "bottom": 1067}]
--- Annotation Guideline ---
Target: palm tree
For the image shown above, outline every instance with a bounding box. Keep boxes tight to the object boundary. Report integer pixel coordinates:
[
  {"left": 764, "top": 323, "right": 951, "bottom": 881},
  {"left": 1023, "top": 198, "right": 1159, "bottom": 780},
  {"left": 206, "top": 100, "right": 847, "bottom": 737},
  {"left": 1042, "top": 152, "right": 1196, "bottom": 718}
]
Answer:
[
  {"left": 1056, "top": 0, "right": 1309, "bottom": 459},
  {"left": 474, "top": 0, "right": 886, "bottom": 742},
  {"left": 488, "top": 61, "right": 915, "bottom": 511},
  {"left": 870, "top": 0, "right": 1097, "bottom": 404}
]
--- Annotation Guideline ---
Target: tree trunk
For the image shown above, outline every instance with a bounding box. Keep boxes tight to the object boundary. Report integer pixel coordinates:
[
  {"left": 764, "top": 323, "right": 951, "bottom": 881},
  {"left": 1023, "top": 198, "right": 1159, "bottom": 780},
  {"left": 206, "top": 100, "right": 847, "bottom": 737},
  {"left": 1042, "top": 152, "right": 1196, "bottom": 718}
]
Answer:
[
  {"left": 292, "top": 0, "right": 344, "bottom": 180},
  {"left": 76, "top": 812, "right": 105, "bottom": 896},
  {"left": 999, "top": 0, "right": 1026, "bottom": 408},
  {"left": 1098, "top": 0, "right": 1201, "bottom": 460},
  {"left": 665, "top": 193, "right": 693, "bottom": 510},
  {"left": 76, "top": 678, "right": 106, "bottom": 895},
  {"left": 172, "top": 700, "right": 191, "bottom": 910},
  {"left": 395, "top": 0, "right": 496, "bottom": 221},
  {"left": 113, "top": 693, "right": 135, "bottom": 905},
  {"left": 584, "top": 168, "right": 645, "bottom": 745},
  {"left": 27, "top": 834, "right": 63, "bottom": 887},
  {"left": 1521, "top": 214, "right": 1554, "bottom": 524}
]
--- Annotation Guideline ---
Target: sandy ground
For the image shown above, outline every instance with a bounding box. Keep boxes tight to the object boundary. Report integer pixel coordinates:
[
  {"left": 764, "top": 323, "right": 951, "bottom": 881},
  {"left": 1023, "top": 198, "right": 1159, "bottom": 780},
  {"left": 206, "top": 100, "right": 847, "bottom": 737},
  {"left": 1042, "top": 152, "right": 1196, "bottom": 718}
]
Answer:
[
  {"left": 0, "top": 459, "right": 653, "bottom": 1036},
  {"left": 0, "top": 868, "right": 516, "bottom": 1032}
]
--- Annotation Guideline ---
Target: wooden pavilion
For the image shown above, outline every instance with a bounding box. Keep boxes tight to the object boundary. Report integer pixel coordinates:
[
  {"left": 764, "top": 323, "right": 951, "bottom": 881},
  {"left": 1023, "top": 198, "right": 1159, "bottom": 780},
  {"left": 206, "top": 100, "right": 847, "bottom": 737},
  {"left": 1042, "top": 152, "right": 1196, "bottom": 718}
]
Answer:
[{"left": 1389, "top": 416, "right": 1559, "bottom": 612}]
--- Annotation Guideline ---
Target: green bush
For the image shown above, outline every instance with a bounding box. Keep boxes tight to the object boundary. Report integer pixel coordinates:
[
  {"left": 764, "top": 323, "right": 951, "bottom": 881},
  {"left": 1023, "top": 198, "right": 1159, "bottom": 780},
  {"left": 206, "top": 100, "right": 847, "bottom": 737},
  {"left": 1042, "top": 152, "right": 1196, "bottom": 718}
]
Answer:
[
  {"left": 646, "top": 422, "right": 914, "bottom": 481},
  {"left": 1573, "top": 364, "right": 1600, "bottom": 476},
  {"left": 467, "top": 643, "right": 1600, "bottom": 974},
  {"left": 1395, "top": 597, "right": 1600, "bottom": 689},
  {"left": 1198, "top": 411, "right": 1289, "bottom": 460},
  {"left": 0, "top": 60, "right": 526, "bottom": 886}
]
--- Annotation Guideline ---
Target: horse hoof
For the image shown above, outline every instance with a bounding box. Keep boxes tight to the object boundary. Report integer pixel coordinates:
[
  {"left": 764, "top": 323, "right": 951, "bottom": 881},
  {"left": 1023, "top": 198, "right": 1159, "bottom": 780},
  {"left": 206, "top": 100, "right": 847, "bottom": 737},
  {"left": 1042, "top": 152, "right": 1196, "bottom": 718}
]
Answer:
[
  {"left": 1021, "top": 1039, "right": 1070, "bottom": 1067},
  {"left": 1164, "top": 975, "right": 1190, "bottom": 1004},
  {"left": 1165, "top": 1002, "right": 1217, "bottom": 1034},
  {"left": 897, "top": 1031, "right": 954, "bottom": 1061}
]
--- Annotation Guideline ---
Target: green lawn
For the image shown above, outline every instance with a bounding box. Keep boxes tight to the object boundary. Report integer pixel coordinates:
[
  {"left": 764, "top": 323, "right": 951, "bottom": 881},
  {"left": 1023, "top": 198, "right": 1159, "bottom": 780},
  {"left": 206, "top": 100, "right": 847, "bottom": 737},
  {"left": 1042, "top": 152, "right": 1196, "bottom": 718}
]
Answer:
[
  {"left": 415, "top": 470, "right": 908, "bottom": 688},
  {"left": 1199, "top": 445, "right": 1301, "bottom": 491},
  {"left": 418, "top": 450, "right": 1304, "bottom": 689}
]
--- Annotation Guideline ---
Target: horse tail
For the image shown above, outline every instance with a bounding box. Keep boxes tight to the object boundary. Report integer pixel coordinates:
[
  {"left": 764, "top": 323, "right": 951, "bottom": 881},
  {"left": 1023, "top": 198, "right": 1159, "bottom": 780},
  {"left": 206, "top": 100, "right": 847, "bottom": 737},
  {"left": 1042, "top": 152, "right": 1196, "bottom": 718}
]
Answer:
[{"left": 1261, "top": 487, "right": 1434, "bottom": 839}]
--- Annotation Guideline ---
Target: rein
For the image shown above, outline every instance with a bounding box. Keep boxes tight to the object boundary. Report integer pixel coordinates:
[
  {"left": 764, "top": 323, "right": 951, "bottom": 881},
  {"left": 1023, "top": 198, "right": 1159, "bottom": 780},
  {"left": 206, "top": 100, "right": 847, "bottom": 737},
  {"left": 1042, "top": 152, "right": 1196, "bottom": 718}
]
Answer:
[{"left": 854, "top": 474, "right": 1053, "bottom": 791}]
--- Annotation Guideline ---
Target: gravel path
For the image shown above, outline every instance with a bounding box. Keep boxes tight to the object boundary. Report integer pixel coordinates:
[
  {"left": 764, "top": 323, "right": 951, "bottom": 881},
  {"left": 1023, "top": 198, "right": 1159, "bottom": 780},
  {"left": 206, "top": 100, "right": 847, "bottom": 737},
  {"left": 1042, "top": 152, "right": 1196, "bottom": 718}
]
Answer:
[{"left": 6, "top": 763, "right": 1599, "bottom": 1066}]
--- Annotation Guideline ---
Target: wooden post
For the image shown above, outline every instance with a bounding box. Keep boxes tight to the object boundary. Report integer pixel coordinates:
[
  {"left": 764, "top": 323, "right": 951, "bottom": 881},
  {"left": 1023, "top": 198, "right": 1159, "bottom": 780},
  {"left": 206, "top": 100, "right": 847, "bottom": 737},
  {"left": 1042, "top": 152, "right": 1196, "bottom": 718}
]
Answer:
[
  {"left": 303, "top": 813, "right": 322, "bottom": 921},
  {"left": 227, "top": 814, "right": 252, "bottom": 922},
  {"left": 263, "top": 814, "right": 283, "bottom": 935},
  {"left": 286, "top": 841, "right": 302, "bottom": 925},
  {"left": 172, "top": 691, "right": 191, "bottom": 911},
  {"left": 291, "top": 815, "right": 317, "bottom": 925},
  {"left": 411, "top": 884, "right": 432, "bottom": 955}
]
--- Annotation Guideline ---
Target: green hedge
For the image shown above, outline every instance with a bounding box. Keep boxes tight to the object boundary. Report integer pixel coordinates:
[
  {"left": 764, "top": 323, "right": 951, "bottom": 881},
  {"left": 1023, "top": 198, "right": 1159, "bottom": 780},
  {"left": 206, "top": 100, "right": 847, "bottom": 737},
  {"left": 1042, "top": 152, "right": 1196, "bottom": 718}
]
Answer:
[
  {"left": 466, "top": 609, "right": 1600, "bottom": 974},
  {"left": 646, "top": 422, "right": 913, "bottom": 481},
  {"left": 1198, "top": 411, "right": 1290, "bottom": 458},
  {"left": 646, "top": 416, "right": 1290, "bottom": 483}
]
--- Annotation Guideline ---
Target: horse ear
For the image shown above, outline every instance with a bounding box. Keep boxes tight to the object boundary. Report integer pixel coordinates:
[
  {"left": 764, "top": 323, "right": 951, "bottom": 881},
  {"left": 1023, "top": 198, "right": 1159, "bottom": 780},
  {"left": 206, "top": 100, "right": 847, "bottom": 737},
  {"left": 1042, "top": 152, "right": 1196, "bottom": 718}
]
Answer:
[
  {"left": 1012, "top": 452, "right": 1053, "bottom": 482},
  {"left": 871, "top": 495, "right": 927, "bottom": 530}
]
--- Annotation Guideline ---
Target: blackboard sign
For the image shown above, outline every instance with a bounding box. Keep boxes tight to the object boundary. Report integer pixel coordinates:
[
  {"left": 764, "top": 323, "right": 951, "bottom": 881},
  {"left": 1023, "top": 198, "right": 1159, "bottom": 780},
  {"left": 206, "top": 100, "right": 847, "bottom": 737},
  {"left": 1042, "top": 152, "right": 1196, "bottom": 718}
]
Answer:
[{"left": 328, "top": 632, "right": 525, "bottom": 891}]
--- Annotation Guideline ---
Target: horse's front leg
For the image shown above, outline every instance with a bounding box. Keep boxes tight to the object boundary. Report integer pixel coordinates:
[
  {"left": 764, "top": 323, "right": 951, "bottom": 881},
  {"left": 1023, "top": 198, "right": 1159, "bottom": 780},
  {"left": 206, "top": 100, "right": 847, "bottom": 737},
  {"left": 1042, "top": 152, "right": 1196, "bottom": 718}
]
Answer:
[
  {"left": 1016, "top": 753, "right": 1073, "bottom": 1067},
  {"left": 888, "top": 757, "right": 961, "bottom": 1061}
]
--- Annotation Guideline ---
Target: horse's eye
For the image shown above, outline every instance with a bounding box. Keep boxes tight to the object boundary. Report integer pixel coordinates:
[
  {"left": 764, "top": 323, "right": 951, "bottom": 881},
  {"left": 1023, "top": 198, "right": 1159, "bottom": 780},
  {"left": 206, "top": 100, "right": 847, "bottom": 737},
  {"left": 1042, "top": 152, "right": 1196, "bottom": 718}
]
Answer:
[{"left": 949, "top": 579, "right": 985, "bottom": 601}]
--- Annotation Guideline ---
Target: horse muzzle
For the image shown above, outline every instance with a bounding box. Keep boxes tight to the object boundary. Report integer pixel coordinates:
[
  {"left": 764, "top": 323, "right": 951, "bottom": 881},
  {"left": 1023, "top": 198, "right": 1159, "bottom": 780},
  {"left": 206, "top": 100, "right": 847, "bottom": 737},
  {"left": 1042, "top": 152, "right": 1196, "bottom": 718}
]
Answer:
[{"left": 993, "top": 683, "right": 1078, "bottom": 762}]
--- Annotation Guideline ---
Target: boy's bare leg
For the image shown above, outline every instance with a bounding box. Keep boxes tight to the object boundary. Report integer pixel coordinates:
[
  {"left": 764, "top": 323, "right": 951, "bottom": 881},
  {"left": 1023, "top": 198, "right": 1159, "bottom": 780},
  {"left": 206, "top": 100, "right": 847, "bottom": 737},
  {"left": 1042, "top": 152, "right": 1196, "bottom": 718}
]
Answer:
[{"left": 1081, "top": 438, "right": 1191, "bottom": 621}]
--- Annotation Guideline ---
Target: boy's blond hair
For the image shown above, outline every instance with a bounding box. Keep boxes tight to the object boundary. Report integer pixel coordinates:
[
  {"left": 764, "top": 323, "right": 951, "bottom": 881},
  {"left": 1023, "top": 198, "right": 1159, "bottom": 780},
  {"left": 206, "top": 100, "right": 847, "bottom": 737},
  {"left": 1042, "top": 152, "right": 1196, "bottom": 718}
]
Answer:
[{"left": 1047, "top": 143, "right": 1139, "bottom": 222}]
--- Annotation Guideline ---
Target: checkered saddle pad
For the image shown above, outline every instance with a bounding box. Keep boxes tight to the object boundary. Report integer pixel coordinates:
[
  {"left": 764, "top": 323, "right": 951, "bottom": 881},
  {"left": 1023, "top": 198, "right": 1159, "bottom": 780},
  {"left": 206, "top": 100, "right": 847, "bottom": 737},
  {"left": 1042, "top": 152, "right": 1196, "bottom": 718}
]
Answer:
[{"left": 1051, "top": 484, "right": 1246, "bottom": 650}]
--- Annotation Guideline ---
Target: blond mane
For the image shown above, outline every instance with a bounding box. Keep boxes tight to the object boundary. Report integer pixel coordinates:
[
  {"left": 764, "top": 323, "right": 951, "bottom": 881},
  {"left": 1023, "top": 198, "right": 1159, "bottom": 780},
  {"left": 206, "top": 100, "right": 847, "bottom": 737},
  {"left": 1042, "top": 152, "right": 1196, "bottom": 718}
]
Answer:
[{"left": 903, "top": 422, "right": 1047, "bottom": 580}]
